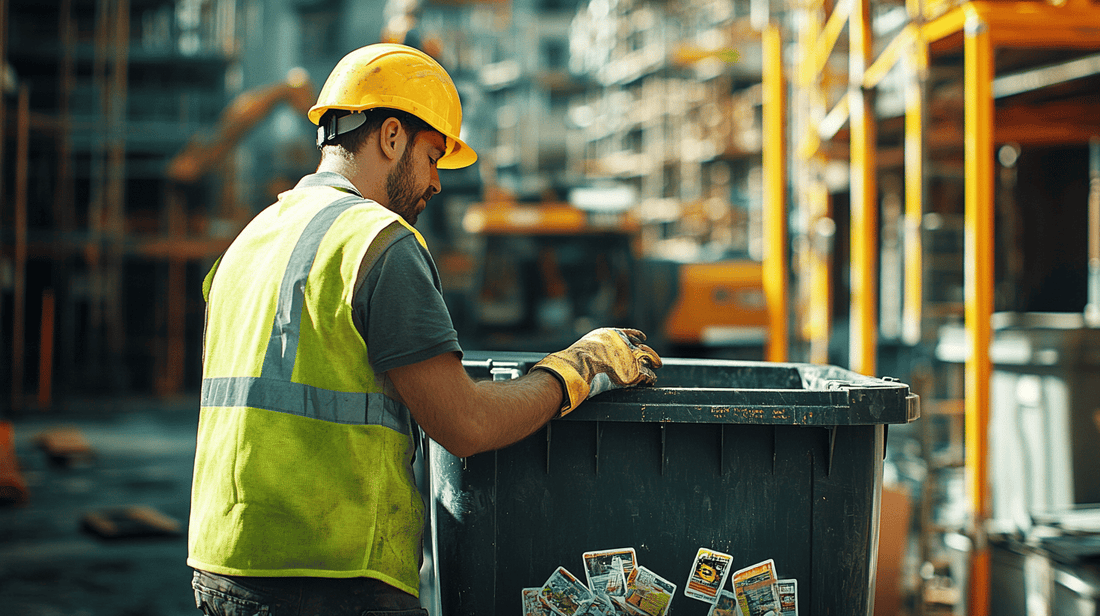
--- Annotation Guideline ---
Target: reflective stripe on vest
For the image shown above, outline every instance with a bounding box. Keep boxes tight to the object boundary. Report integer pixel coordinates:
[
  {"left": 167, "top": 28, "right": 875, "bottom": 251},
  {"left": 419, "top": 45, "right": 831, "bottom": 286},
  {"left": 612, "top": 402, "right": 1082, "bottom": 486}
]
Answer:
[
  {"left": 200, "top": 377, "right": 413, "bottom": 434},
  {"left": 200, "top": 194, "right": 412, "bottom": 435}
]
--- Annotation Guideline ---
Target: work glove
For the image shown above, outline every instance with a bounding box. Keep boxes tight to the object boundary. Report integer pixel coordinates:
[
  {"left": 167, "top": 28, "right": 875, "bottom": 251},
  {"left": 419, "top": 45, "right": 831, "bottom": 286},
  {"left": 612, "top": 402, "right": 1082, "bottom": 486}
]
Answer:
[{"left": 532, "top": 327, "right": 664, "bottom": 416}]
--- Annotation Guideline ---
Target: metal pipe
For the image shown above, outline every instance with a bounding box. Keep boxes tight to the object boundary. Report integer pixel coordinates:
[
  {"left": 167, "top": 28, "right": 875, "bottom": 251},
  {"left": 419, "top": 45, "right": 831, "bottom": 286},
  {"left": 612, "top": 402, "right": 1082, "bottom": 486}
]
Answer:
[
  {"left": 964, "top": 9, "right": 994, "bottom": 615},
  {"left": 763, "top": 24, "right": 789, "bottom": 362},
  {"left": 814, "top": 0, "right": 851, "bottom": 80},
  {"left": 849, "top": 0, "right": 878, "bottom": 376}
]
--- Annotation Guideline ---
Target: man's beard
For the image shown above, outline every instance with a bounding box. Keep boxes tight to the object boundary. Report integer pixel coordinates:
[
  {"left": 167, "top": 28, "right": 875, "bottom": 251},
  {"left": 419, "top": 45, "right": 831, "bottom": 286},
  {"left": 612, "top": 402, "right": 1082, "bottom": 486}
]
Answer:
[{"left": 385, "top": 146, "right": 427, "bottom": 226}]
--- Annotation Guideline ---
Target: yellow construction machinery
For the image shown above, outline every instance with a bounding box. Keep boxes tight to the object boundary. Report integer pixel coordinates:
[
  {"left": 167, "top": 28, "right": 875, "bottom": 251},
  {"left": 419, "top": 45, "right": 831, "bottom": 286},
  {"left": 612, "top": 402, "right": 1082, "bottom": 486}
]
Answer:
[{"left": 460, "top": 197, "right": 770, "bottom": 358}]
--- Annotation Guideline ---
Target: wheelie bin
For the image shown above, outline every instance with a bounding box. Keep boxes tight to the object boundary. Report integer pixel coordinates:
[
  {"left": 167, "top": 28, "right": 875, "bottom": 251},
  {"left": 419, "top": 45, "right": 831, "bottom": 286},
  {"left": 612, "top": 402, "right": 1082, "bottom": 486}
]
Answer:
[{"left": 425, "top": 353, "right": 919, "bottom": 615}]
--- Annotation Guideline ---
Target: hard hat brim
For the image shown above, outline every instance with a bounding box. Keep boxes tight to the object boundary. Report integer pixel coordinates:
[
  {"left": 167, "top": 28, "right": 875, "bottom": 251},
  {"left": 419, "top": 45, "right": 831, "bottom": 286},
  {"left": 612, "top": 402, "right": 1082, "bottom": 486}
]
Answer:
[{"left": 439, "top": 136, "right": 477, "bottom": 170}]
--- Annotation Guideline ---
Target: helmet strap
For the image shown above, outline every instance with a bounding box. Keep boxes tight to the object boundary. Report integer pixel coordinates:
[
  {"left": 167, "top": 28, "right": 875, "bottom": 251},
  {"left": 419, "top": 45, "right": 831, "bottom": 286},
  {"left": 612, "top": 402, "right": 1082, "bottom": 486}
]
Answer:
[{"left": 316, "top": 112, "right": 368, "bottom": 147}]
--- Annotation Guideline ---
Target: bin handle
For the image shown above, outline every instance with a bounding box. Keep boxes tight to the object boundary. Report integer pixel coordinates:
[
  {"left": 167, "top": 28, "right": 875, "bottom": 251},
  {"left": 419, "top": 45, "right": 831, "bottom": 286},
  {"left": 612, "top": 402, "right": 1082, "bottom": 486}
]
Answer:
[{"left": 905, "top": 393, "right": 921, "bottom": 423}]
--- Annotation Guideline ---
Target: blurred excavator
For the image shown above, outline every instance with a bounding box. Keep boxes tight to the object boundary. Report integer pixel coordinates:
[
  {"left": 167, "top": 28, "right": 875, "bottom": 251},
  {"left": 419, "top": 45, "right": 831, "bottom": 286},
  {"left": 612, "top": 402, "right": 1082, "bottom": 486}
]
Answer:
[
  {"left": 459, "top": 196, "right": 638, "bottom": 352},
  {"left": 165, "top": 67, "right": 316, "bottom": 236},
  {"left": 167, "top": 67, "right": 315, "bottom": 185},
  {"left": 459, "top": 195, "right": 769, "bottom": 358}
]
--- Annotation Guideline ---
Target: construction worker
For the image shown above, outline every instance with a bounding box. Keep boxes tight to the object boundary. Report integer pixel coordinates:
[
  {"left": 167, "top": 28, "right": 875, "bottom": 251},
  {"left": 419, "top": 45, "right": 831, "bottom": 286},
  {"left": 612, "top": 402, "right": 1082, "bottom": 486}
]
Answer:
[{"left": 188, "top": 43, "right": 662, "bottom": 616}]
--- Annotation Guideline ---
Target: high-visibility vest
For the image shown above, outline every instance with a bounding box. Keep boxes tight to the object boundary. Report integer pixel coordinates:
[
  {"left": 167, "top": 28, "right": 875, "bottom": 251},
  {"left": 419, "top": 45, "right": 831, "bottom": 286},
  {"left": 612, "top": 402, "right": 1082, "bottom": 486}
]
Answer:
[{"left": 188, "top": 178, "right": 427, "bottom": 597}]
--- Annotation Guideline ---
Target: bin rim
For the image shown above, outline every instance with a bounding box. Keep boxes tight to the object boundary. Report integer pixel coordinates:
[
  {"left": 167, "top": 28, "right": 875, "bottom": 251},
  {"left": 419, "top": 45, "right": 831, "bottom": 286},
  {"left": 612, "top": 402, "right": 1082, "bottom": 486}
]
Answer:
[{"left": 462, "top": 352, "right": 920, "bottom": 426}]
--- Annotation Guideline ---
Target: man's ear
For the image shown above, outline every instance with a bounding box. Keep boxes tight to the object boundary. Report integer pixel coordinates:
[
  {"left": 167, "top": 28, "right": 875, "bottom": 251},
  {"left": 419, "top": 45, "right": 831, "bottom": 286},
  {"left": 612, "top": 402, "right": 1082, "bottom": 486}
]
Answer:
[{"left": 378, "top": 117, "right": 406, "bottom": 162}]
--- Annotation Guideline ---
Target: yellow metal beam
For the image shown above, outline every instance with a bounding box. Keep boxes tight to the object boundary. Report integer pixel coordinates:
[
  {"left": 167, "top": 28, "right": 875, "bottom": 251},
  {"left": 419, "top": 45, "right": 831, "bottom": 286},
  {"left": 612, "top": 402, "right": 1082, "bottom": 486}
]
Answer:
[
  {"left": 797, "top": 124, "right": 822, "bottom": 161},
  {"left": 922, "top": 6, "right": 968, "bottom": 45},
  {"left": 863, "top": 24, "right": 918, "bottom": 90},
  {"left": 964, "top": 9, "right": 994, "bottom": 616},
  {"left": 763, "top": 24, "right": 789, "bottom": 363},
  {"left": 911, "top": 7, "right": 1100, "bottom": 614},
  {"left": 849, "top": 0, "right": 877, "bottom": 376},
  {"left": 796, "top": 93, "right": 848, "bottom": 161},
  {"left": 922, "top": 1, "right": 1100, "bottom": 48},
  {"left": 983, "top": 1, "right": 1100, "bottom": 47},
  {"left": 812, "top": 0, "right": 851, "bottom": 83},
  {"left": 818, "top": 95, "right": 850, "bottom": 142},
  {"left": 796, "top": 1, "right": 824, "bottom": 88}
]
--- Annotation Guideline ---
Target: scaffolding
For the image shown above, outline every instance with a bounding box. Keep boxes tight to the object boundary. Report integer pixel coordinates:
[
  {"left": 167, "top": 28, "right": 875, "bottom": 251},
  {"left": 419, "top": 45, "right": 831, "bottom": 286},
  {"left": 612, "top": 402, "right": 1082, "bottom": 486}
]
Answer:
[
  {"left": 790, "top": 0, "right": 1100, "bottom": 613},
  {"left": 1, "top": 0, "right": 240, "bottom": 411}
]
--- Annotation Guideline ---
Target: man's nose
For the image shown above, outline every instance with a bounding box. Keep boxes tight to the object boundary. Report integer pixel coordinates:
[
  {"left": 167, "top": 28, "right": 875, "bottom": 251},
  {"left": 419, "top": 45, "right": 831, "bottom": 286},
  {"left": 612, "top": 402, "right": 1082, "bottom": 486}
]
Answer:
[{"left": 428, "top": 166, "right": 441, "bottom": 196}]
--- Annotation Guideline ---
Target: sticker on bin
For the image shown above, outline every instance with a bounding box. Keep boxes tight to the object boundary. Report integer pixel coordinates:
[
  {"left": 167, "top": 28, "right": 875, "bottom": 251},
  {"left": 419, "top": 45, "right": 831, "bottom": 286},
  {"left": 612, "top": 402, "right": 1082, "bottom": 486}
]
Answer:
[
  {"left": 708, "top": 590, "right": 739, "bottom": 616},
  {"left": 611, "top": 565, "right": 676, "bottom": 616},
  {"left": 540, "top": 566, "right": 595, "bottom": 616},
  {"left": 731, "top": 559, "right": 781, "bottom": 616},
  {"left": 524, "top": 587, "right": 554, "bottom": 616},
  {"left": 776, "top": 579, "right": 798, "bottom": 616},
  {"left": 583, "top": 548, "right": 636, "bottom": 598},
  {"left": 684, "top": 547, "right": 734, "bottom": 604}
]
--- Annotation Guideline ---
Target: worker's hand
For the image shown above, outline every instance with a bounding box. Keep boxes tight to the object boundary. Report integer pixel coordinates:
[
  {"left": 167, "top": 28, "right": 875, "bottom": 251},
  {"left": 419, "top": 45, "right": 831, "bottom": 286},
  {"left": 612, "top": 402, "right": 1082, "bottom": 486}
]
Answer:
[{"left": 531, "top": 328, "right": 663, "bottom": 415}]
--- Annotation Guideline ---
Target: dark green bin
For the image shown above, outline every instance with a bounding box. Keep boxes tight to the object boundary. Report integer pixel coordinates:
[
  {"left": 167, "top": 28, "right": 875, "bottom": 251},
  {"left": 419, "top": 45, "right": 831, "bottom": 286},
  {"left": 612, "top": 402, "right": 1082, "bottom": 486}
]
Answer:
[{"left": 424, "top": 354, "right": 919, "bottom": 615}]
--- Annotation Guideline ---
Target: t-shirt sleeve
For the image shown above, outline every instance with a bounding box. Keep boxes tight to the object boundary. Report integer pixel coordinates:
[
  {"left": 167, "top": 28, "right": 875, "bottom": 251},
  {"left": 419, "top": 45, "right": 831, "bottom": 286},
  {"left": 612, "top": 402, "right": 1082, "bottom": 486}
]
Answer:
[{"left": 353, "top": 224, "right": 463, "bottom": 375}]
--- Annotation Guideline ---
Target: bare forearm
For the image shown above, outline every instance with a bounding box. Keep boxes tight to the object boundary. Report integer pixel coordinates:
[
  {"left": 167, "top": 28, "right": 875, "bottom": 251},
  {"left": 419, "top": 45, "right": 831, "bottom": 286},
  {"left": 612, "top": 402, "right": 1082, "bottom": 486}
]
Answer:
[
  {"left": 387, "top": 353, "right": 564, "bottom": 458},
  {"left": 391, "top": 328, "right": 661, "bottom": 458},
  {"left": 461, "top": 369, "right": 563, "bottom": 454}
]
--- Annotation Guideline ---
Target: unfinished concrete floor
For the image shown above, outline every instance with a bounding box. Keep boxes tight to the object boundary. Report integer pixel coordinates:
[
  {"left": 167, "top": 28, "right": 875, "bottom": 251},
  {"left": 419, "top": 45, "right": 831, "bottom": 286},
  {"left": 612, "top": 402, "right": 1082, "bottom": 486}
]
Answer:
[{"left": 1, "top": 397, "right": 201, "bottom": 616}]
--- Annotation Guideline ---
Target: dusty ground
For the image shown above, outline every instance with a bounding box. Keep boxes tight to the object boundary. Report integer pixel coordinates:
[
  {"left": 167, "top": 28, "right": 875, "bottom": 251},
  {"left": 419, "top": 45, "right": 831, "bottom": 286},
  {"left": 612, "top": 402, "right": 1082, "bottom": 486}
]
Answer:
[{"left": 0, "top": 397, "right": 201, "bottom": 616}]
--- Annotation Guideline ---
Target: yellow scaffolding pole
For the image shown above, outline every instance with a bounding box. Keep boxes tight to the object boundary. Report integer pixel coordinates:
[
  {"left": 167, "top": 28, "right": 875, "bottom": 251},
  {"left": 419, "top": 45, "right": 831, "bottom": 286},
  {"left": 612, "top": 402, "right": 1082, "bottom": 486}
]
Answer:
[
  {"left": 812, "top": 0, "right": 851, "bottom": 82},
  {"left": 763, "top": 23, "right": 789, "bottom": 363},
  {"left": 849, "top": 0, "right": 877, "bottom": 376},
  {"left": 963, "top": 9, "right": 994, "bottom": 614},
  {"left": 799, "top": 2, "right": 1100, "bottom": 606},
  {"left": 916, "top": 3, "right": 1100, "bottom": 613}
]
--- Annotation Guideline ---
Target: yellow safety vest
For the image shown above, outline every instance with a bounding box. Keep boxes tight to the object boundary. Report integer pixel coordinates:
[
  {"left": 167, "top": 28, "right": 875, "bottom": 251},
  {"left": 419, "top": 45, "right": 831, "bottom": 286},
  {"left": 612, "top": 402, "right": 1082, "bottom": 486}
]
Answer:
[{"left": 188, "top": 180, "right": 428, "bottom": 597}]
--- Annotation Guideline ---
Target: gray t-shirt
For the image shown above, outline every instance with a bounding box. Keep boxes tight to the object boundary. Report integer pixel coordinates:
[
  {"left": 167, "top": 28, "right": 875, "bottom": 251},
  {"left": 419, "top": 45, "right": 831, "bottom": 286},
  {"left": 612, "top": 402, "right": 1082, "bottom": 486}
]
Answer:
[{"left": 352, "top": 221, "right": 463, "bottom": 375}]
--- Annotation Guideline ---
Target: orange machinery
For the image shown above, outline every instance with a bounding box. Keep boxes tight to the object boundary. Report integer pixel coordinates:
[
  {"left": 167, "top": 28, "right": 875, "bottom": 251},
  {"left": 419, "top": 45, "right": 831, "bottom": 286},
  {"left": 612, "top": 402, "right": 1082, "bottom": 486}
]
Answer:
[
  {"left": 660, "top": 259, "right": 769, "bottom": 352},
  {"left": 460, "top": 198, "right": 770, "bottom": 357}
]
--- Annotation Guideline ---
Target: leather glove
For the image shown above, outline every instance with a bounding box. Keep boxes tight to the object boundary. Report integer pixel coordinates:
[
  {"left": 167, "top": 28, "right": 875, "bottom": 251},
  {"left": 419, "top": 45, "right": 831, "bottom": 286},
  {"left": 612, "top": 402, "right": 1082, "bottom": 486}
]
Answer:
[{"left": 531, "top": 327, "right": 663, "bottom": 415}]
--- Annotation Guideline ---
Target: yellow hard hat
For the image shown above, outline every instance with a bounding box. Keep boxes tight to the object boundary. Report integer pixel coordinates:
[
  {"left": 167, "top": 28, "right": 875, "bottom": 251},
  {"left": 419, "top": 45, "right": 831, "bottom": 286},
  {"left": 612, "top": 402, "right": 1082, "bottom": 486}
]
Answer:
[{"left": 309, "top": 43, "right": 477, "bottom": 169}]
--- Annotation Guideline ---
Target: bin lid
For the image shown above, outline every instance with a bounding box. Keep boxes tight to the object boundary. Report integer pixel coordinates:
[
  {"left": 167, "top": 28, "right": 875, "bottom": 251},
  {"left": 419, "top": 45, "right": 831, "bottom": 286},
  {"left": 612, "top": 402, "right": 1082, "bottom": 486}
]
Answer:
[{"left": 463, "top": 352, "right": 920, "bottom": 426}]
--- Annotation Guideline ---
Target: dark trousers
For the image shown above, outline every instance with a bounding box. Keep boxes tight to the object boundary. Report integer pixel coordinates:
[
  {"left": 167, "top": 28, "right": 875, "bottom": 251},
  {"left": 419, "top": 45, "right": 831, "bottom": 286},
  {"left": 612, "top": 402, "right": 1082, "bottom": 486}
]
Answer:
[{"left": 192, "top": 569, "right": 428, "bottom": 616}]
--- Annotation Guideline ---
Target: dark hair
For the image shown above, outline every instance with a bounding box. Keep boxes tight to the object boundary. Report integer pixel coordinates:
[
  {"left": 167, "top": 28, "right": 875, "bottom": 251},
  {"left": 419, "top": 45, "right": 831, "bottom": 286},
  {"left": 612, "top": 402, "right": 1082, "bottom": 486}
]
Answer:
[{"left": 319, "top": 108, "right": 434, "bottom": 154}]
